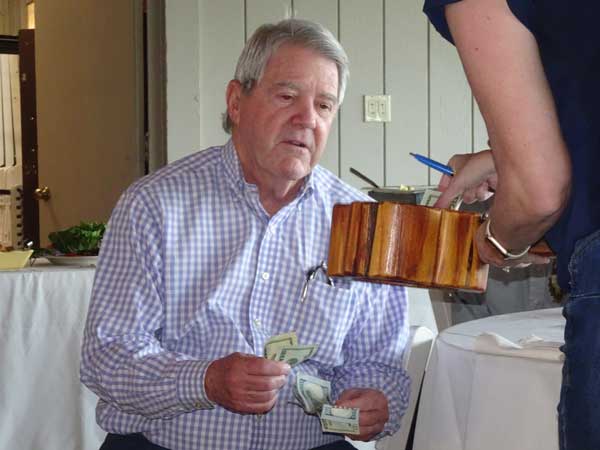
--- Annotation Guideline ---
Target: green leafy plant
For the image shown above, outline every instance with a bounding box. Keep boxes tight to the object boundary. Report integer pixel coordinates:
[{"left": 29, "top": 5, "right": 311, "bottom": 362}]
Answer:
[{"left": 48, "top": 222, "right": 106, "bottom": 256}]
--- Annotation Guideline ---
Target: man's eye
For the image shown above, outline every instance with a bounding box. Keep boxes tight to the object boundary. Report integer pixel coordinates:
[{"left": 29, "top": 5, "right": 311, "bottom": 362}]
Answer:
[
  {"left": 319, "top": 103, "right": 333, "bottom": 112},
  {"left": 279, "top": 94, "right": 293, "bottom": 100}
]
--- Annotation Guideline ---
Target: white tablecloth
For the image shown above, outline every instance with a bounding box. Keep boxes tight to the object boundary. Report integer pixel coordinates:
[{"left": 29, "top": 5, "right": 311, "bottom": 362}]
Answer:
[
  {"left": 0, "top": 262, "right": 104, "bottom": 450},
  {"left": 414, "top": 308, "right": 565, "bottom": 450}
]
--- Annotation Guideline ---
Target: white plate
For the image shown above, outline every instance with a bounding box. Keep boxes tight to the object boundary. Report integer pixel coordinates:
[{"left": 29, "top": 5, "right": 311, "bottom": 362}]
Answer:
[{"left": 46, "top": 255, "right": 98, "bottom": 267}]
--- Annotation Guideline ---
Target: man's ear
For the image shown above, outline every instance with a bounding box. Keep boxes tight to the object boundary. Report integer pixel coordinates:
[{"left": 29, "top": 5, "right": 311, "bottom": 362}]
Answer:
[{"left": 225, "top": 80, "right": 243, "bottom": 127}]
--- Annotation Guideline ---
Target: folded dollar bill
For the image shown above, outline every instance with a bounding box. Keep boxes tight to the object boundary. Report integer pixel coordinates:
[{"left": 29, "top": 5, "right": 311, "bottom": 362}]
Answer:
[
  {"left": 420, "top": 188, "right": 462, "bottom": 210},
  {"left": 293, "top": 373, "right": 361, "bottom": 436},
  {"left": 264, "top": 332, "right": 298, "bottom": 359},
  {"left": 272, "top": 344, "right": 318, "bottom": 367},
  {"left": 320, "top": 404, "right": 360, "bottom": 435},
  {"left": 264, "top": 332, "right": 318, "bottom": 367},
  {"left": 420, "top": 188, "right": 442, "bottom": 207},
  {"left": 293, "top": 372, "right": 332, "bottom": 414}
]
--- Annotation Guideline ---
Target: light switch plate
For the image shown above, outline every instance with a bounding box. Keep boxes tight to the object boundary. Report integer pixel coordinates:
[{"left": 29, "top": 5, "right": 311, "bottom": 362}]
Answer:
[{"left": 364, "top": 95, "right": 391, "bottom": 122}]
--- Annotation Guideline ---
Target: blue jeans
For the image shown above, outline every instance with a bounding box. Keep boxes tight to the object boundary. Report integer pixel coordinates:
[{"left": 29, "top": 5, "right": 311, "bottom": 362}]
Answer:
[{"left": 559, "top": 229, "right": 600, "bottom": 450}]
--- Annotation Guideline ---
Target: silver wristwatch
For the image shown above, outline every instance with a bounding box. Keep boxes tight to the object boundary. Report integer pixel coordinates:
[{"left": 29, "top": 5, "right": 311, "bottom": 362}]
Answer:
[{"left": 482, "top": 214, "right": 531, "bottom": 260}]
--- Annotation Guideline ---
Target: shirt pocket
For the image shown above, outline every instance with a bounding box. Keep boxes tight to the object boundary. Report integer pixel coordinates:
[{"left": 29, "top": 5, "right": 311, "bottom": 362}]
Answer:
[{"left": 295, "top": 280, "right": 360, "bottom": 369}]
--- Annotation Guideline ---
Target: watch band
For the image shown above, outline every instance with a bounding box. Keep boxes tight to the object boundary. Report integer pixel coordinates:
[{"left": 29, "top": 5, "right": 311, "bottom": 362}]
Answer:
[{"left": 483, "top": 217, "right": 531, "bottom": 260}]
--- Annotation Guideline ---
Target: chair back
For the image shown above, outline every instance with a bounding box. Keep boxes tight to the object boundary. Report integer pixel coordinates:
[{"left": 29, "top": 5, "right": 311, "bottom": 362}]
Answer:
[{"left": 348, "top": 287, "right": 437, "bottom": 450}]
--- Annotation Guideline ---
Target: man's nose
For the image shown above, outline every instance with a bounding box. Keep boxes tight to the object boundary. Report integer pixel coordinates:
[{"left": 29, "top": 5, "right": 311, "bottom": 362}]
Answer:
[{"left": 292, "top": 99, "right": 317, "bottom": 129}]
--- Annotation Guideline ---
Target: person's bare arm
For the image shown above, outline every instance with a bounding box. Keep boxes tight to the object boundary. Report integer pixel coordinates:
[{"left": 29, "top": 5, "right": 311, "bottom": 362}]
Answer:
[{"left": 445, "top": 0, "right": 571, "bottom": 252}]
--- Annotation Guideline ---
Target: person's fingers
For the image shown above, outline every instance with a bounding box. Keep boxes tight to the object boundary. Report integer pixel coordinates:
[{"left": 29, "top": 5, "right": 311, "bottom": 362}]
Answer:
[
  {"left": 349, "top": 424, "right": 382, "bottom": 442},
  {"left": 243, "top": 374, "right": 288, "bottom": 391},
  {"left": 461, "top": 188, "right": 479, "bottom": 204},
  {"left": 245, "top": 355, "right": 290, "bottom": 377},
  {"left": 336, "top": 388, "right": 363, "bottom": 403},
  {"left": 357, "top": 408, "right": 388, "bottom": 428},
  {"left": 475, "top": 182, "right": 494, "bottom": 202},
  {"left": 243, "top": 388, "right": 280, "bottom": 404},
  {"left": 434, "top": 184, "right": 462, "bottom": 208},
  {"left": 437, "top": 173, "right": 453, "bottom": 192}
]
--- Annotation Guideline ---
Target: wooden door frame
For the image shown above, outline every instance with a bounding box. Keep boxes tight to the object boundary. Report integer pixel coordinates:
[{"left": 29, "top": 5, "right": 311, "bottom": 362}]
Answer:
[
  {"left": 17, "top": 30, "right": 37, "bottom": 247},
  {"left": 145, "top": 0, "right": 167, "bottom": 173}
]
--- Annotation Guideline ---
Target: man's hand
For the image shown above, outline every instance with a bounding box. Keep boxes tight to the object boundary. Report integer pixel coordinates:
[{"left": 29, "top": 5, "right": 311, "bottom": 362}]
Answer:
[
  {"left": 204, "top": 352, "right": 290, "bottom": 414},
  {"left": 336, "top": 388, "right": 389, "bottom": 441},
  {"left": 434, "top": 150, "right": 497, "bottom": 208}
]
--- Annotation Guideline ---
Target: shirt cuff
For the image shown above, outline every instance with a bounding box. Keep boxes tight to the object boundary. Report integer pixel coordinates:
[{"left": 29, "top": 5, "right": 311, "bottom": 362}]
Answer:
[{"left": 176, "top": 359, "right": 215, "bottom": 411}]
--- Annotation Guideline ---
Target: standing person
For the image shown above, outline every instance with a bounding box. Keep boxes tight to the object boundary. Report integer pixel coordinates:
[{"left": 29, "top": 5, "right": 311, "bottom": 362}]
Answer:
[
  {"left": 81, "top": 18, "right": 410, "bottom": 450},
  {"left": 423, "top": 1, "right": 600, "bottom": 448}
]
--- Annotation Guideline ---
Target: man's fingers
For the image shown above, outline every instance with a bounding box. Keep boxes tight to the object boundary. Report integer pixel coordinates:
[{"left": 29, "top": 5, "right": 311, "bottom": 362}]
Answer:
[
  {"left": 245, "top": 356, "right": 290, "bottom": 377},
  {"left": 243, "top": 374, "right": 288, "bottom": 392},
  {"left": 433, "top": 187, "right": 460, "bottom": 208},
  {"left": 243, "top": 388, "right": 280, "bottom": 404},
  {"left": 358, "top": 408, "right": 388, "bottom": 427}
]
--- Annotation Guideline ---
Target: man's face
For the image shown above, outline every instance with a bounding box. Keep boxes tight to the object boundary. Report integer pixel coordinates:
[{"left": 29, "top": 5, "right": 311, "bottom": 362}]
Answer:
[{"left": 227, "top": 44, "right": 339, "bottom": 186}]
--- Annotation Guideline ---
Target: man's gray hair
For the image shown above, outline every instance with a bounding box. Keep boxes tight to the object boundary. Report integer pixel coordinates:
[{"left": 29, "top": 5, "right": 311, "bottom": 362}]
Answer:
[{"left": 222, "top": 18, "right": 349, "bottom": 134}]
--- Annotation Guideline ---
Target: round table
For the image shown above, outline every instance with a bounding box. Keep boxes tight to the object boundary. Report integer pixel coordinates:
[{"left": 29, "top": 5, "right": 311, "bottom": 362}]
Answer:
[
  {"left": 0, "top": 261, "right": 104, "bottom": 450},
  {"left": 413, "top": 308, "right": 564, "bottom": 450}
]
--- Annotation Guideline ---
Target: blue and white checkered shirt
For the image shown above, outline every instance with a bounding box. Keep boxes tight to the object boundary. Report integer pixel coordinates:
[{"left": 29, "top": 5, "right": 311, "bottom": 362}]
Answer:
[{"left": 81, "top": 140, "right": 410, "bottom": 450}]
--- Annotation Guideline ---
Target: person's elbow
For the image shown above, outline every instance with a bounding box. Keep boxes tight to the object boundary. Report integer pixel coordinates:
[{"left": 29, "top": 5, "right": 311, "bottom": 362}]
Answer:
[{"left": 529, "top": 169, "right": 571, "bottom": 225}]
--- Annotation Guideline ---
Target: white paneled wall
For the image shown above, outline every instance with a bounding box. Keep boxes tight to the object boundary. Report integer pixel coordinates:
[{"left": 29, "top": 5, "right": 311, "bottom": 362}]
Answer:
[
  {"left": 167, "top": 0, "right": 489, "bottom": 189},
  {"left": 0, "top": 54, "right": 22, "bottom": 190}
]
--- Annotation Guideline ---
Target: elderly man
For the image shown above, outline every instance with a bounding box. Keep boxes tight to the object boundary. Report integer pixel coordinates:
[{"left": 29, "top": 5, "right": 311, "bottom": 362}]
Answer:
[{"left": 81, "top": 18, "right": 410, "bottom": 450}]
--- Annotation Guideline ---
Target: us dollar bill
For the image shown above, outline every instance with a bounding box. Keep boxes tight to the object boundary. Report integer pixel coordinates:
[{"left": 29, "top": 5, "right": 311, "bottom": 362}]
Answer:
[
  {"left": 420, "top": 188, "right": 462, "bottom": 210},
  {"left": 293, "top": 372, "right": 332, "bottom": 414},
  {"left": 420, "top": 188, "right": 442, "bottom": 207},
  {"left": 264, "top": 332, "right": 298, "bottom": 359},
  {"left": 272, "top": 344, "right": 318, "bottom": 367},
  {"left": 320, "top": 404, "right": 360, "bottom": 435}
]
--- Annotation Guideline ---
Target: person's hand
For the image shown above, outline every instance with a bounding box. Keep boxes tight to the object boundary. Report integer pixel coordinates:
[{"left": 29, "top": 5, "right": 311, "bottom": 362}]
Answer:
[
  {"left": 204, "top": 352, "right": 290, "bottom": 414},
  {"left": 434, "top": 150, "right": 497, "bottom": 208},
  {"left": 475, "top": 222, "right": 551, "bottom": 268},
  {"left": 336, "top": 388, "right": 389, "bottom": 441}
]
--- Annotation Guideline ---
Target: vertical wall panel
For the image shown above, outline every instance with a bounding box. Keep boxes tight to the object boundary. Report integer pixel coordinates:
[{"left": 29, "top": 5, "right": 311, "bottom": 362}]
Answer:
[
  {"left": 10, "top": 54, "right": 22, "bottom": 166},
  {"left": 339, "top": 0, "right": 384, "bottom": 189},
  {"left": 429, "top": 26, "right": 471, "bottom": 186},
  {"left": 199, "top": 0, "right": 244, "bottom": 149},
  {"left": 166, "top": 0, "right": 200, "bottom": 162},
  {"left": 0, "top": 56, "right": 4, "bottom": 167},
  {"left": 385, "top": 0, "right": 428, "bottom": 187},
  {"left": 2, "top": 55, "right": 15, "bottom": 167},
  {"left": 294, "top": 0, "right": 339, "bottom": 176},
  {"left": 246, "top": 0, "right": 291, "bottom": 38},
  {"left": 174, "top": 1, "right": 479, "bottom": 193}
]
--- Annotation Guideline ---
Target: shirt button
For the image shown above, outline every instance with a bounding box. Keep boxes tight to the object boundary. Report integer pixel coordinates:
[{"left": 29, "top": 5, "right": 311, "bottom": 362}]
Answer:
[
  {"left": 261, "top": 272, "right": 270, "bottom": 280},
  {"left": 254, "top": 318, "right": 262, "bottom": 328}
]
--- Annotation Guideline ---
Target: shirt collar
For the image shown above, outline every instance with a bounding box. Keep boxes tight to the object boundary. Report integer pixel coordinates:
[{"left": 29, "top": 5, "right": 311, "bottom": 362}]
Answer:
[{"left": 221, "top": 138, "right": 316, "bottom": 204}]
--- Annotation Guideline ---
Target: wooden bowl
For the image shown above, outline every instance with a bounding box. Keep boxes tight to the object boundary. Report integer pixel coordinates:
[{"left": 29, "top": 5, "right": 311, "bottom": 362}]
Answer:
[{"left": 327, "top": 202, "right": 489, "bottom": 292}]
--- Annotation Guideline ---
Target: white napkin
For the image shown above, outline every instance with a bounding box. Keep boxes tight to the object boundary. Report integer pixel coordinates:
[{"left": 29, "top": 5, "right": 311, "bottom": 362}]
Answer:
[{"left": 474, "top": 332, "right": 564, "bottom": 362}]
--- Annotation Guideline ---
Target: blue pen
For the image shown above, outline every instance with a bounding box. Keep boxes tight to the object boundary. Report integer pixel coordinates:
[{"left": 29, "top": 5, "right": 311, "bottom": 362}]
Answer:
[{"left": 409, "top": 152, "right": 454, "bottom": 176}]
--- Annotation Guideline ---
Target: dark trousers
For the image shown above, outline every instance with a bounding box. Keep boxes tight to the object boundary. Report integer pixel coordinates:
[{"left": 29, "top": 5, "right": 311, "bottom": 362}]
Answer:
[
  {"left": 558, "top": 229, "right": 600, "bottom": 450},
  {"left": 100, "top": 434, "right": 169, "bottom": 450},
  {"left": 100, "top": 433, "right": 356, "bottom": 450}
]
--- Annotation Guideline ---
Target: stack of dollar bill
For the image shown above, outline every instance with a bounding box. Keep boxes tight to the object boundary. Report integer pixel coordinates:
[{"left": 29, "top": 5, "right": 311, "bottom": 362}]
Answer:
[
  {"left": 263, "top": 333, "right": 360, "bottom": 434},
  {"left": 264, "top": 331, "right": 318, "bottom": 367},
  {"left": 293, "top": 372, "right": 360, "bottom": 435}
]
